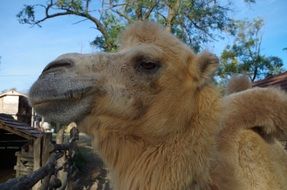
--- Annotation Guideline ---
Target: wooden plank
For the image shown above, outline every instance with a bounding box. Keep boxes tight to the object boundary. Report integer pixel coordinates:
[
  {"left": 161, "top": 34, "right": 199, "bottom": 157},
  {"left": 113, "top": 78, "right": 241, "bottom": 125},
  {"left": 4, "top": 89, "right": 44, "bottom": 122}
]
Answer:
[
  {"left": 32, "top": 137, "right": 42, "bottom": 190},
  {"left": 16, "top": 160, "right": 33, "bottom": 168},
  {"left": 15, "top": 152, "right": 20, "bottom": 177},
  {"left": 56, "top": 129, "right": 68, "bottom": 189},
  {"left": 41, "top": 133, "right": 53, "bottom": 189},
  {"left": 14, "top": 166, "right": 33, "bottom": 173},
  {"left": 15, "top": 151, "right": 34, "bottom": 158},
  {"left": 41, "top": 133, "right": 53, "bottom": 165}
]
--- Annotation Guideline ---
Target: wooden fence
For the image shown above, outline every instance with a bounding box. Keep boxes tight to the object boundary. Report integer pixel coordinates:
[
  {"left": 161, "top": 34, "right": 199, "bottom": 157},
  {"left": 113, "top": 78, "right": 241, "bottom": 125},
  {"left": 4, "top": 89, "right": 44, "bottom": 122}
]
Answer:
[{"left": 0, "top": 124, "right": 79, "bottom": 190}]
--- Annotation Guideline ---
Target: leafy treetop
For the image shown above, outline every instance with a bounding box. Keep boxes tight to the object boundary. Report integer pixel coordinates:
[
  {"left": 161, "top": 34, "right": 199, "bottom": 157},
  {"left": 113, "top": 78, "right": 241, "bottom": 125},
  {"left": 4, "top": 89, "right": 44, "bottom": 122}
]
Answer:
[
  {"left": 17, "top": 0, "right": 253, "bottom": 52},
  {"left": 218, "top": 19, "right": 284, "bottom": 81}
]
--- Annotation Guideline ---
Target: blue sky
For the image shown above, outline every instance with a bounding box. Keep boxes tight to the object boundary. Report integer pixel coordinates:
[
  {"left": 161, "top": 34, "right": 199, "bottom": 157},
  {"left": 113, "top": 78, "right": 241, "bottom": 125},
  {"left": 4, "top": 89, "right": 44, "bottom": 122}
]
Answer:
[{"left": 0, "top": 0, "right": 286, "bottom": 93}]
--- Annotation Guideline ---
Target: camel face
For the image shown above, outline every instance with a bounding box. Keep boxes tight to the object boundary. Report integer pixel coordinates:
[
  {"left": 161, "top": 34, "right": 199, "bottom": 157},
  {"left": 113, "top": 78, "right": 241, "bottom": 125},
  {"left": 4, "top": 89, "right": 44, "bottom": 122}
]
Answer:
[
  {"left": 30, "top": 46, "right": 187, "bottom": 124},
  {"left": 29, "top": 22, "right": 218, "bottom": 132},
  {"left": 29, "top": 53, "right": 105, "bottom": 123}
]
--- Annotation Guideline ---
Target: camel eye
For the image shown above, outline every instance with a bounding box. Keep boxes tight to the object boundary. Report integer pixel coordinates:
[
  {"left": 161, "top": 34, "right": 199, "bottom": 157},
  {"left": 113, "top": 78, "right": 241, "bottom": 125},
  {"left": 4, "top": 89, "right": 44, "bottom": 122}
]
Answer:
[{"left": 135, "top": 61, "right": 161, "bottom": 74}]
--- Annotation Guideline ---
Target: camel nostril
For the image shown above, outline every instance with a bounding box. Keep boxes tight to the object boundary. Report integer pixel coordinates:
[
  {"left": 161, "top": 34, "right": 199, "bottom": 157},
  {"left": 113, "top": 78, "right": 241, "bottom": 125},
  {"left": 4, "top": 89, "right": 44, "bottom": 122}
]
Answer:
[{"left": 42, "top": 59, "right": 74, "bottom": 73}]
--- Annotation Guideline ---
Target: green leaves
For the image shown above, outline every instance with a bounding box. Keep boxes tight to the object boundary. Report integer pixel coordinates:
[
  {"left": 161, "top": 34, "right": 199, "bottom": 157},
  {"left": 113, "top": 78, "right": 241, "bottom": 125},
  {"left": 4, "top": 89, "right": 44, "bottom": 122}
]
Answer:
[
  {"left": 219, "top": 19, "right": 284, "bottom": 81},
  {"left": 100, "top": 0, "right": 235, "bottom": 52},
  {"left": 17, "top": 0, "right": 283, "bottom": 80},
  {"left": 17, "top": 5, "right": 35, "bottom": 24},
  {"left": 56, "top": 0, "right": 83, "bottom": 11},
  {"left": 91, "top": 11, "right": 125, "bottom": 51},
  {"left": 17, "top": 0, "right": 239, "bottom": 52}
]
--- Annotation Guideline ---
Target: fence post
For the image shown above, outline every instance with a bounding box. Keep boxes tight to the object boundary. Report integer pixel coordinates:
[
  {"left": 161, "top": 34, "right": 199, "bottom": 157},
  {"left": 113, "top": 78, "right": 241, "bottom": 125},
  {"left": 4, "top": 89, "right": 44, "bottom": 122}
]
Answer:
[
  {"left": 56, "top": 128, "right": 68, "bottom": 190},
  {"left": 32, "top": 136, "right": 42, "bottom": 190}
]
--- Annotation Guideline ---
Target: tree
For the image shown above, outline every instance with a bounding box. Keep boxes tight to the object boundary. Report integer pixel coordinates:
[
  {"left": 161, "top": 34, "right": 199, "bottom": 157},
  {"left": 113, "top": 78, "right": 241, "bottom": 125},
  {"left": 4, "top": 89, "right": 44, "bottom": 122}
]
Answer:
[
  {"left": 218, "top": 19, "right": 284, "bottom": 82},
  {"left": 17, "top": 0, "right": 254, "bottom": 52}
]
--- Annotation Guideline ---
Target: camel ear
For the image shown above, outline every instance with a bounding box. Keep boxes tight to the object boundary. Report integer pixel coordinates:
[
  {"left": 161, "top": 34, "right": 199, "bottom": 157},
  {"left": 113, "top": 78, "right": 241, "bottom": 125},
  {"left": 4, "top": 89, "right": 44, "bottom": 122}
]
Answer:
[
  {"left": 196, "top": 52, "right": 219, "bottom": 79},
  {"left": 189, "top": 52, "right": 219, "bottom": 85}
]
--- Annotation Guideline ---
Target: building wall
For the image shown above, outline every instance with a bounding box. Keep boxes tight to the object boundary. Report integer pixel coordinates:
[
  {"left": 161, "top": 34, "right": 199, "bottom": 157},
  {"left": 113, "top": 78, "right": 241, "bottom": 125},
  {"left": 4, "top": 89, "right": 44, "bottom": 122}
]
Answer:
[
  {"left": 0, "top": 99, "right": 3, "bottom": 112},
  {"left": 0, "top": 96, "right": 19, "bottom": 118}
]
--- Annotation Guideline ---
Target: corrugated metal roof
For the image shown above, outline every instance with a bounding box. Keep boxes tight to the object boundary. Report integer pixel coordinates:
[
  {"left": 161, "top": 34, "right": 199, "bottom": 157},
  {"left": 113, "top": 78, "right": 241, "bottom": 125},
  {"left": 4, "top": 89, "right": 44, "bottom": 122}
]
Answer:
[
  {"left": 253, "top": 72, "right": 287, "bottom": 90},
  {"left": 0, "top": 114, "right": 43, "bottom": 139}
]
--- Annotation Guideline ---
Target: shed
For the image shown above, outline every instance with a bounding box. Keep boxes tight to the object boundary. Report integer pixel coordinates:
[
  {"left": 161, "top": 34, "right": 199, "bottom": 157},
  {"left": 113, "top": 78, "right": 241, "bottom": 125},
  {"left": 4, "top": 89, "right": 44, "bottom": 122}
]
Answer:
[
  {"left": 0, "top": 89, "right": 32, "bottom": 125},
  {"left": 253, "top": 71, "right": 287, "bottom": 90},
  {"left": 0, "top": 114, "right": 47, "bottom": 183}
]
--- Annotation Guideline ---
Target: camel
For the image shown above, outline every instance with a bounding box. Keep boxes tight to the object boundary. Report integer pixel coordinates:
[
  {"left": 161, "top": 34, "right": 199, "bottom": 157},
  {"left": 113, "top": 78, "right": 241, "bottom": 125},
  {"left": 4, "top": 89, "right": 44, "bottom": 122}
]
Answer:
[{"left": 29, "top": 21, "right": 287, "bottom": 190}]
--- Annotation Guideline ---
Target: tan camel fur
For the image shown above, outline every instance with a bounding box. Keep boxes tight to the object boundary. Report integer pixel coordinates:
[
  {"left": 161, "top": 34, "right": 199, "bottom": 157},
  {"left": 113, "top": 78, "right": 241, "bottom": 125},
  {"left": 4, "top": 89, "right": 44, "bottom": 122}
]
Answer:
[
  {"left": 225, "top": 74, "right": 252, "bottom": 95},
  {"left": 29, "top": 21, "right": 287, "bottom": 190},
  {"left": 215, "top": 75, "right": 287, "bottom": 189}
]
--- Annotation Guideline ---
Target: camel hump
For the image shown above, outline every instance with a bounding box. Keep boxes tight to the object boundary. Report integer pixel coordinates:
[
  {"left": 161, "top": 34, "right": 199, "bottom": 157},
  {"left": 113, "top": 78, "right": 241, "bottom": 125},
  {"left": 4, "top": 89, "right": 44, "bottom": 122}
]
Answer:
[
  {"left": 223, "top": 87, "right": 287, "bottom": 140},
  {"left": 225, "top": 74, "right": 252, "bottom": 95}
]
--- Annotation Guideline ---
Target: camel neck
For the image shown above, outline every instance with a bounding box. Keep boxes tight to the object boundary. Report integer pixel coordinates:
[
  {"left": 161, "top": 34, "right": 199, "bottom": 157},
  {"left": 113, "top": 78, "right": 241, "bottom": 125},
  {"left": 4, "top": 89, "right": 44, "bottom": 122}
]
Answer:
[{"left": 95, "top": 125, "right": 217, "bottom": 190}]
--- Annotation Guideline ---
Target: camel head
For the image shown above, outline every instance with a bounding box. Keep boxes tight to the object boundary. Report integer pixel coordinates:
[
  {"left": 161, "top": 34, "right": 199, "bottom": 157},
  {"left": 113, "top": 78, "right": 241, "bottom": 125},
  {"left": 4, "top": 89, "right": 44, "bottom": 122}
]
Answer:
[{"left": 29, "top": 21, "right": 218, "bottom": 137}]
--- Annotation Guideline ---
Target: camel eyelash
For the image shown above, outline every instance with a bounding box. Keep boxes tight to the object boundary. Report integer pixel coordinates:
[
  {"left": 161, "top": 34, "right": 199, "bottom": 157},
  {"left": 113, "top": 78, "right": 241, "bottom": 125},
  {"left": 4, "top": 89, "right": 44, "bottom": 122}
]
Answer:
[{"left": 133, "top": 55, "right": 161, "bottom": 74}]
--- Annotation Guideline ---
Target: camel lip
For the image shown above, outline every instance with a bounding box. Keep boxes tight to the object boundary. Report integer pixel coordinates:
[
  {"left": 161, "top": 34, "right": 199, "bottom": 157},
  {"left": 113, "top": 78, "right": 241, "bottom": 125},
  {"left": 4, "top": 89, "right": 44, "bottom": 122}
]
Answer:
[
  {"left": 31, "top": 97, "right": 77, "bottom": 111},
  {"left": 29, "top": 87, "right": 93, "bottom": 108},
  {"left": 32, "top": 98, "right": 67, "bottom": 108},
  {"left": 30, "top": 94, "right": 94, "bottom": 124}
]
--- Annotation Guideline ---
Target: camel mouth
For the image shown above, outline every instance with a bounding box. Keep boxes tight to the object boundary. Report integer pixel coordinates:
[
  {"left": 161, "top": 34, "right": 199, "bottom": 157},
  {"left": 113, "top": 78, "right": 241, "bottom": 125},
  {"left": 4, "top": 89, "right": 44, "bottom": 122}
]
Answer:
[
  {"left": 29, "top": 86, "right": 95, "bottom": 124},
  {"left": 30, "top": 87, "right": 92, "bottom": 108}
]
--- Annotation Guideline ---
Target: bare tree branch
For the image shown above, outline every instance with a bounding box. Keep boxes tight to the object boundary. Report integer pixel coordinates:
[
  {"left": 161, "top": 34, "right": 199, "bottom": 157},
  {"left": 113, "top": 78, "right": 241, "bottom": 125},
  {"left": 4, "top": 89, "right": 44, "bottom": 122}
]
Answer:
[
  {"left": 166, "top": 0, "right": 180, "bottom": 32},
  {"left": 73, "top": 18, "right": 89, "bottom": 25},
  {"left": 105, "top": 1, "right": 127, "bottom": 9},
  {"left": 85, "top": 0, "right": 90, "bottom": 13},
  {"left": 18, "top": 0, "right": 243, "bottom": 52},
  {"left": 72, "top": 11, "right": 109, "bottom": 43},
  {"left": 23, "top": 1, "right": 111, "bottom": 49},
  {"left": 135, "top": 3, "right": 143, "bottom": 20},
  {"left": 189, "top": 20, "right": 216, "bottom": 40},
  {"left": 144, "top": 1, "right": 158, "bottom": 19},
  {"left": 33, "top": 11, "right": 75, "bottom": 27},
  {"left": 157, "top": 12, "right": 167, "bottom": 22},
  {"left": 111, "top": 9, "right": 132, "bottom": 23}
]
